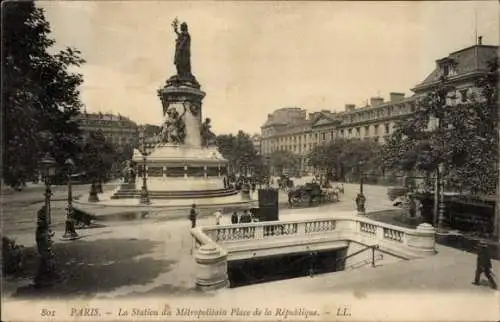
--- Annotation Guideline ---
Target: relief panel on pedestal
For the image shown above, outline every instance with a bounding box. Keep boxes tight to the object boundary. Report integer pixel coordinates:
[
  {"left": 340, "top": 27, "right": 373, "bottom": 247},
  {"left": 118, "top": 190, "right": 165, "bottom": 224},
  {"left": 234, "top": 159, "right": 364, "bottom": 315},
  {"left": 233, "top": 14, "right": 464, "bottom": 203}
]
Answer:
[
  {"left": 187, "top": 166, "right": 205, "bottom": 177},
  {"left": 168, "top": 167, "right": 185, "bottom": 177},
  {"left": 148, "top": 167, "right": 164, "bottom": 177},
  {"left": 206, "top": 167, "right": 219, "bottom": 177}
]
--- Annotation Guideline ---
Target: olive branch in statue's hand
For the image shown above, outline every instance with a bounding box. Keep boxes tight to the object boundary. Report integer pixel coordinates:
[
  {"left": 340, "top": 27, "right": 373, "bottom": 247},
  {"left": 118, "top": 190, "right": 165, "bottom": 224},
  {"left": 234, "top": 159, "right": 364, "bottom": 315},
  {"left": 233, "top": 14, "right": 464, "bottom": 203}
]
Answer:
[{"left": 172, "top": 18, "right": 179, "bottom": 32}]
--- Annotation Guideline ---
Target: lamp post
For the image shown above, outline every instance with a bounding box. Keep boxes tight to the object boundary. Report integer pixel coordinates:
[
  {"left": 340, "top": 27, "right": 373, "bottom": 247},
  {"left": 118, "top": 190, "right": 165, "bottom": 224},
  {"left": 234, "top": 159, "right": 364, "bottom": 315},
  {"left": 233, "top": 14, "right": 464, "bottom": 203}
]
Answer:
[
  {"left": 356, "top": 161, "right": 366, "bottom": 215},
  {"left": 62, "top": 158, "right": 79, "bottom": 240},
  {"left": 437, "top": 163, "right": 446, "bottom": 232},
  {"left": 139, "top": 128, "right": 150, "bottom": 205},
  {"left": 358, "top": 161, "right": 365, "bottom": 195},
  {"left": 40, "top": 154, "right": 57, "bottom": 224},
  {"left": 35, "top": 153, "right": 58, "bottom": 287}
]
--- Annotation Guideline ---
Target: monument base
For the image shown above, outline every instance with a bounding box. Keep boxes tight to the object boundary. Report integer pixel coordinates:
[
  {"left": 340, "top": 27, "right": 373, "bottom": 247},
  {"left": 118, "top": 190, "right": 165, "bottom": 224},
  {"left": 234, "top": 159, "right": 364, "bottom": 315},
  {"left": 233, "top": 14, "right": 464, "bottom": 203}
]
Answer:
[{"left": 112, "top": 144, "right": 232, "bottom": 200}]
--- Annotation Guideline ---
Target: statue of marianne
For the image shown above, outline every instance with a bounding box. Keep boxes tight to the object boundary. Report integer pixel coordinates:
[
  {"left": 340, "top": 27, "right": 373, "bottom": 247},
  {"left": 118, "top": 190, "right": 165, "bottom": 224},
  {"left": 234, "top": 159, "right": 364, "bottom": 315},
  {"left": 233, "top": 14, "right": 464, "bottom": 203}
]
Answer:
[{"left": 172, "top": 18, "right": 191, "bottom": 78}]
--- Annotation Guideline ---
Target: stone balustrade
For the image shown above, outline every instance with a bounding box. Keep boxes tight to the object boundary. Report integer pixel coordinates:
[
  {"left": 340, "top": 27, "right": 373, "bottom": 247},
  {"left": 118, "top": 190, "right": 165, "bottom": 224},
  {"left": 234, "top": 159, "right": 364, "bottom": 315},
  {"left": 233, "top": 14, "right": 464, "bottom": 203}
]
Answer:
[{"left": 190, "top": 214, "right": 436, "bottom": 290}]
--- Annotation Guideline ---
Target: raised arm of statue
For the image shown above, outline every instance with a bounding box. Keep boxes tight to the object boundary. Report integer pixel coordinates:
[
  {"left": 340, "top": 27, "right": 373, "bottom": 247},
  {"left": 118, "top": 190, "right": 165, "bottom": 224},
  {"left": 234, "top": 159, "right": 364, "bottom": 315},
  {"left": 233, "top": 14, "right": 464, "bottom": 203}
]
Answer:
[{"left": 172, "top": 18, "right": 180, "bottom": 35}]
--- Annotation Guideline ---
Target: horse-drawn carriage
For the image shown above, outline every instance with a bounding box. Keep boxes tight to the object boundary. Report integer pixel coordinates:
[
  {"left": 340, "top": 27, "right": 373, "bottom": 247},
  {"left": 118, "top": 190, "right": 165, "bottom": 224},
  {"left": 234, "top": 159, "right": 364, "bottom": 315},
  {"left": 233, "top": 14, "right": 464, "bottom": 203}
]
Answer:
[{"left": 287, "top": 182, "right": 342, "bottom": 207}]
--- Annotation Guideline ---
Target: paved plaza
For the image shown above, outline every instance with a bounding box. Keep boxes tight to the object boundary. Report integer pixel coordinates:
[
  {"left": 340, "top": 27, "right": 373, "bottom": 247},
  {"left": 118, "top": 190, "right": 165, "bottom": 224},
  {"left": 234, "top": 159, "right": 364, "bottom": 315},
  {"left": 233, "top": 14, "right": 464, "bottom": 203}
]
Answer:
[{"left": 2, "top": 182, "right": 499, "bottom": 305}]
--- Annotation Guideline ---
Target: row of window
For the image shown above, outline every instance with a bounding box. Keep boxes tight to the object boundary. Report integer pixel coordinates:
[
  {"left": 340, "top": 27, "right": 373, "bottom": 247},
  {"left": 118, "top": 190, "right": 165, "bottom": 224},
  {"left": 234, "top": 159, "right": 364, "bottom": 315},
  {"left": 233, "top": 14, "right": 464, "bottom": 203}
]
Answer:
[
  {"left": 262, "top": 122, "right": 392, "bottom": 148},
  {"left": 262, "top": 134, "right": 390, "bottom": 155},
  {"left": 343, "top": 103, "right": 415, "bottom": 125},
  {"left": 261, "top": 122, "right": 395, "bottom": 155},
  {"left": 82, "top": 120, "right": 137, "bottom": 128},
  {"left": 339, "top": 123, "right": 391, "bottom": 137}
]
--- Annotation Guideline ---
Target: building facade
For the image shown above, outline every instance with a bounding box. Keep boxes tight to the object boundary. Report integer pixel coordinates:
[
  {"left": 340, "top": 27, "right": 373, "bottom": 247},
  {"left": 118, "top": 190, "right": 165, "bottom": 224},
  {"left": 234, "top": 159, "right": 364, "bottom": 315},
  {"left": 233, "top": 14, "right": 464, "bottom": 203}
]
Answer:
[
  {"left": 78, "top": 112, "right": 139, "bottom": 149},
  {"left": 260, "top": 41, "right": 498, "bottom": 174}
]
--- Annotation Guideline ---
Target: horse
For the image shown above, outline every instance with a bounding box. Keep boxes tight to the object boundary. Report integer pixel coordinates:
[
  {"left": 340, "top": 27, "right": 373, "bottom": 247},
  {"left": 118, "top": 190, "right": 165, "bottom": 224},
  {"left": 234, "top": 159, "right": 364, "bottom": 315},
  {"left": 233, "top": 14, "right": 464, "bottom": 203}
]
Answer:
[{"left": 322, "top": 187, "right": 340, "bottom": 202}]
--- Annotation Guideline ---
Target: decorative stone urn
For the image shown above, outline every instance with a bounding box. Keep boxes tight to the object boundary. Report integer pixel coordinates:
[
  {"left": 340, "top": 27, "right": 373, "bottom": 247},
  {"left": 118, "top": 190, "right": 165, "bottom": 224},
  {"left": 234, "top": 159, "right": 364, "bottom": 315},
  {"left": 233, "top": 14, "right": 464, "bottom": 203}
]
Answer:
[{"left": 194, "top": 244, "right": 228, "bottom": 290}]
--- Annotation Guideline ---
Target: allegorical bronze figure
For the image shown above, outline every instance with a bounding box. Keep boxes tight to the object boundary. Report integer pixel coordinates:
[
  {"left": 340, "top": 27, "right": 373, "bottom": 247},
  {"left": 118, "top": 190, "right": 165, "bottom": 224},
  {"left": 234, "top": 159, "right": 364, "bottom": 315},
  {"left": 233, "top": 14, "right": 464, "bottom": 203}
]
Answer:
[{"left": 172, "top": 18, "right": 191, "bottom": 77}]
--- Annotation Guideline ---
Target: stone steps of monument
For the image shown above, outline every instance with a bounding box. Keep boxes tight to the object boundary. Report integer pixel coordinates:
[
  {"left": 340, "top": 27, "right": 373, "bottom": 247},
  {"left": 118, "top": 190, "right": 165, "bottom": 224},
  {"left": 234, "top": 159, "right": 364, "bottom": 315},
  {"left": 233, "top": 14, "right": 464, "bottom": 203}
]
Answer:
[
  {"left": 110, "top": 188, "right": 238, "bottom": 199},
  {"left": 115, "top": 188, "right": 236, "bottom": 196}
]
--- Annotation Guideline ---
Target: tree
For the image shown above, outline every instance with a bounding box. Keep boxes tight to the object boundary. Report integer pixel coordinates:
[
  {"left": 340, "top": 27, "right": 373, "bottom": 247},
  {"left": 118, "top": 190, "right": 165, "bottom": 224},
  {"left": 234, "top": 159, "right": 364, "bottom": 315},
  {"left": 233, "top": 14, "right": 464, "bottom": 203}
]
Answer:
[
  {"left": 383, "top": 61, "right": 498, "bottom": 196},
  {"left": 215, "top": 131, "right": 259, "bottom": 175},
  {"left": 3, "top": 1, "right": 85, "bottom": 188},
  {"left": 269, "top": 150, "right": 300, "bottom": 175},
  {"left": 77, "top": 131, "right": 117, "bottom": 182},
  {"left": 308, "top": 138, "right": 382, "bottom": 181},
  {"left": 215, "top": 134, "right": 237, "bottom": 173}
]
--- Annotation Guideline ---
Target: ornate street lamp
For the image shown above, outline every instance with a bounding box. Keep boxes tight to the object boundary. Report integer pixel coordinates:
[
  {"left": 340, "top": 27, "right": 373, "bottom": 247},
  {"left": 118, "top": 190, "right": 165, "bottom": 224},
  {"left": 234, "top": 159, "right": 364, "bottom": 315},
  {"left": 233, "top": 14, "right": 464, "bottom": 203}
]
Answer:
[
  {"left": 39, "top": 153, "right": 57, "bottom": 224},
  {"left": 34, "top": 153, "right": 58, "bottom": 287},
  {"left": 358, "top": 160, "right": 365, "bottom": 195},
  {"left": 61, "top": 158, "right": 79, "bottom": 240},
  {"left": 139, "top": 128, "right": 150, "bottom": 205},
  {"left": 437, "top": 163, "right": 446, "bottom": 232},
  {"left": 356, "top": 161, "right": 366, "bottom": 215}
]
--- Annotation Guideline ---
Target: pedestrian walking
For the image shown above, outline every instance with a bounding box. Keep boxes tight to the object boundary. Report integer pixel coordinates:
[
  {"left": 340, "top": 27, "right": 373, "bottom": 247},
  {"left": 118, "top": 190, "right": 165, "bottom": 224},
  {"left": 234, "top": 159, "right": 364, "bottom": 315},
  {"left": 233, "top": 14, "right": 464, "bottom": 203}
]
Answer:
[
  {"left": 189, "top": 204, "right": 198, "bottom": 228},
  {"left": 214, "top": 208, "right": 222, "bottom": 225},
  {"left": 472, "top": 241, "right": 497, "bottom": 289},
  {"left": 231, "top": 211, "right": 239, "bottom": 224}
]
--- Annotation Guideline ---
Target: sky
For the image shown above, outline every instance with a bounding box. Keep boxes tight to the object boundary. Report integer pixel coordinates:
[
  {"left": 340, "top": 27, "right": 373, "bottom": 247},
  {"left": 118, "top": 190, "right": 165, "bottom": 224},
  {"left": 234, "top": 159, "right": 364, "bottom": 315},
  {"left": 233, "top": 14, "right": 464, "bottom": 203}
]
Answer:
[{"left": 39, "top": 1, "right": 499, "bottom": 135}]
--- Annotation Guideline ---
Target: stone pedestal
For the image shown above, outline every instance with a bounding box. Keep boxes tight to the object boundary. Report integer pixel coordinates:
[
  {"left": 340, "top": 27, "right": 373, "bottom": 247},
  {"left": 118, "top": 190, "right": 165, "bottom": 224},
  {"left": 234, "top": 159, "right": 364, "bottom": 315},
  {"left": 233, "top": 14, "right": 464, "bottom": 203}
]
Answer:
[
  {"left": 194, "top": 244, "right": 228, "bottom": 290},
  {"left": 158, "top": 83, "right": 205, "bottom": 148},
  {"left": 407, "top": 223, "right": 436, "bottom": 255},
  {"left": 116, "top": 77, "right": 232, "bottom": 201}
]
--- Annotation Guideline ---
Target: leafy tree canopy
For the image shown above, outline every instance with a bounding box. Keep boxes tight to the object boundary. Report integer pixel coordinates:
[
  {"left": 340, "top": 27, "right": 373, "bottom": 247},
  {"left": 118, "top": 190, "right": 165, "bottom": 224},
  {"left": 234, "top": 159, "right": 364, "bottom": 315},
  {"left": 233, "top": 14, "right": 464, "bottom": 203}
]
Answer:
[
  {"left": 308, "top": 138, "right": 382, "bottom": 180},
  {"left": 382, "top": 59, "right": 498, "bottom": 195},
  {"left": 268, "top": 149, "right": 300, "bottom": 175},
  {"left": 215, "top": 131, "right": 259, "bottom": 174},
  {"left": 3, "top": 1, "right": 86, "bottom": 187}
]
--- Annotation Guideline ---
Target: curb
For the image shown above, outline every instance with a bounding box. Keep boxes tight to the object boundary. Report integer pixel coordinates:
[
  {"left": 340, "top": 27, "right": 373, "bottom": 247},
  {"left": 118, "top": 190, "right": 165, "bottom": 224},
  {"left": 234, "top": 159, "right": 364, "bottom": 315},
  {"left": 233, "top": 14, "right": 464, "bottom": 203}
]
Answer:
[{"left": 73, "top": 201, "right": 259, "bottom": 222}]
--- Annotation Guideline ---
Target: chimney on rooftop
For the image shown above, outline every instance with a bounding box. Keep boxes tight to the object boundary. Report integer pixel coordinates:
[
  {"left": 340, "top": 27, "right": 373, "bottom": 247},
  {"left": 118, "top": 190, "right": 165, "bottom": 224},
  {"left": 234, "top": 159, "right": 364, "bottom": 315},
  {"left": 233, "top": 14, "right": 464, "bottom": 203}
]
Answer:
[
  {"left": 390, "top": 92, "right": 405, "bottom": 102},
  {"left": 345, "top": 104, "right": 356, "bottom": 111},
  {"left": 370, "top": 97, "right": 384, "bottom": 107},
  {"left": 478, "top": 36, "right": 483, "bottom": 45}
]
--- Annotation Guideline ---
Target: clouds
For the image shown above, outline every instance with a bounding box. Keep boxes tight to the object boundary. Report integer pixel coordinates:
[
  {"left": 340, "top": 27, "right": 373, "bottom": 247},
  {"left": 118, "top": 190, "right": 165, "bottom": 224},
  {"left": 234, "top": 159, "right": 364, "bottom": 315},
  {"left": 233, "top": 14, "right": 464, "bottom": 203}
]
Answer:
[{"left": 40, "top": 1, "right": 499, "bottom": 134}]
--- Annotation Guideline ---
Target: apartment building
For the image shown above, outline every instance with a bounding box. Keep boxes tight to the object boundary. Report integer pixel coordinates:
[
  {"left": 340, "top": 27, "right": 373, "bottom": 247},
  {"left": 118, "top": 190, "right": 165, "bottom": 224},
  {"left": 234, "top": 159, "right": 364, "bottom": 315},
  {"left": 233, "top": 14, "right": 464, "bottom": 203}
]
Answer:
[
  {"left": 260, "top": 41, "right": 498, "bottom": 173},
  {"left": 78, "top": 112, "right": 139, "bottom": 149}
]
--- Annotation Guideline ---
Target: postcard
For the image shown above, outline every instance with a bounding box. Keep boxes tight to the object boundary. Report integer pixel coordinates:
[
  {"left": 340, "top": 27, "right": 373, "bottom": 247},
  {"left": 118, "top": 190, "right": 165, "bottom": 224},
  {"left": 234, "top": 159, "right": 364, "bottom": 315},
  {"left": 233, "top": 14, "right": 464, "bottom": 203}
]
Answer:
[{"left": 2, "top": 1, "right": 499, "bottom": 321}]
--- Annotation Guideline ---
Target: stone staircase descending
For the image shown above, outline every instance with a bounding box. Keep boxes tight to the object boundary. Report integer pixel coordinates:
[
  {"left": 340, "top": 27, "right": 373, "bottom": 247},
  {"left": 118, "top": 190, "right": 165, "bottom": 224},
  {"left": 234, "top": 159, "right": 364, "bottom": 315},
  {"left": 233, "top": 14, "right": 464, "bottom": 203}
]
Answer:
[
  {"left": 110, "top": 182, "right": 239, "bottom": 200},
  {"left": 346, "top": 254, "right": 384, "bottom": 270}
]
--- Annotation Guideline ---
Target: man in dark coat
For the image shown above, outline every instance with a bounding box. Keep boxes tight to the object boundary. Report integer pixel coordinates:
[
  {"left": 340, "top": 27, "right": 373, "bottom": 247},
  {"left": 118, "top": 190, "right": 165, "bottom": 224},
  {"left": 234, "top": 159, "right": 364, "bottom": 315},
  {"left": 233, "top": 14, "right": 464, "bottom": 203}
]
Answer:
[
  {"left": 472, "top": 241, "right": 497, "bottom": 289},
  {"left": 231, "top": 211, "right": 239, "bottom": 224},
  {"left": 189, "top": 204, "right": 198, "bottom": 228},
  {"left": 240, "top": 210, "right": 251, "bottom": 223}
]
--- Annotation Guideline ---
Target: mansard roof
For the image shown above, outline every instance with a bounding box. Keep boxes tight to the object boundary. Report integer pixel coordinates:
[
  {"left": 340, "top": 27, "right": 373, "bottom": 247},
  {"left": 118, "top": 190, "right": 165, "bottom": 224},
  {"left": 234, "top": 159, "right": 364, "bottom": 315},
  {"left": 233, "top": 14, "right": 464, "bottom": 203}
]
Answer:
[{"left": 412, "top": 44, "right": 498, "bottom": 92}]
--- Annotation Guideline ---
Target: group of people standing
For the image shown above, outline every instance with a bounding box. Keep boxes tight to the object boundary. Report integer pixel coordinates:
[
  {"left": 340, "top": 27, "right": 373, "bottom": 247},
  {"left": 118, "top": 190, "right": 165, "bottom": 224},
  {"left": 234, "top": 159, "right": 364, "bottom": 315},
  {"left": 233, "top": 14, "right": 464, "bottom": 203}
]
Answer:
[
  {"left": 213, "top": 209, "right": 256, "bottom": 225},
  {"left": 189, "top": 204, "right": 256, "bottom": 227},
  {"left": 230, "top": 209, "right": 255, "bottom": 224},
  {"left": 223, "top": 175, "right": 260, "bottom": 192}
]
